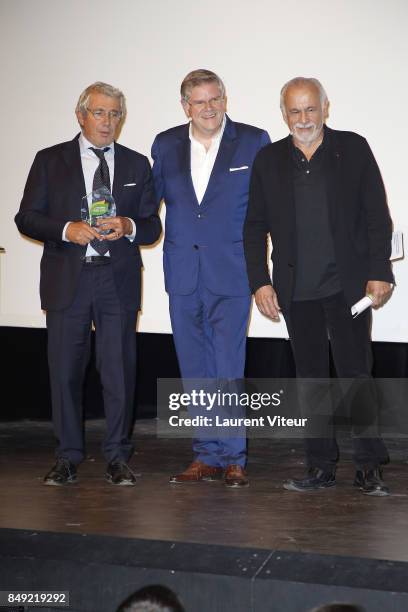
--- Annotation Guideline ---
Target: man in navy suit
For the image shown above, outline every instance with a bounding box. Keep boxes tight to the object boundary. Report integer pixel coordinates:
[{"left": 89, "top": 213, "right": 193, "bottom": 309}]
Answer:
[
  {"left": 16, "top": 82, "right": 161, "bottom": 486},
  {"left": 152, "top": 69, "right": 270, "bottom": 487}
]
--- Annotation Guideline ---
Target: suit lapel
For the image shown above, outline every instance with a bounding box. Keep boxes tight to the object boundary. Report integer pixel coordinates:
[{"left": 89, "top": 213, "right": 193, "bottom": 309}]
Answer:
[
  {"left": 175, "top": 125, "right": 200, "bottom": 207},
  {"left": 278, "top": 136, "right": 294, "bottom": 196},
  {"left": 61, "top": 136, "right": 87, "bottom": 218},
  {"left": 200, "top": 116, "right": 237, "bottom": 208},
  {"left": 112, "top": 143, "right": 126, "bottom": 211},
  {"left": 279, "top": 137, "right": 296, "bottom": 261},
  {"left": 323, "top": 126, "right": 342, "bottom": 228}
]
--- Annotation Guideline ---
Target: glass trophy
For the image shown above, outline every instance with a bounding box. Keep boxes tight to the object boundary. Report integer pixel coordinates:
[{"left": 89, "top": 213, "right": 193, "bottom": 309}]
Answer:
[{"left": 81, "top": 186, "right": 116, "bottom": 236}]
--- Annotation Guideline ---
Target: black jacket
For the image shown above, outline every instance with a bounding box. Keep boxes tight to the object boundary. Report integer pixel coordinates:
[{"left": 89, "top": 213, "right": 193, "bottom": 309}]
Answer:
[{"left": 243, "top": 126, "right": 394, "bottom": 310}]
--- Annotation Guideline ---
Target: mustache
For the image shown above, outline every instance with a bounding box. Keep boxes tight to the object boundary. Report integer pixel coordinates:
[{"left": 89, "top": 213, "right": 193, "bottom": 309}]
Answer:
[{"left": 293, "top": 122, "right": 316, "bottom": 129}]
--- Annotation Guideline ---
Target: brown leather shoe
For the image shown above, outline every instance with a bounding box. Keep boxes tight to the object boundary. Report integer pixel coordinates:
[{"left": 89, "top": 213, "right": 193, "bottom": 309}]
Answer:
[
  {"left": 170, "top": 460, "right": 223, "bottom": 484},
  {"left": 224, "top": 464, "right": 249, "bottom": 488}
]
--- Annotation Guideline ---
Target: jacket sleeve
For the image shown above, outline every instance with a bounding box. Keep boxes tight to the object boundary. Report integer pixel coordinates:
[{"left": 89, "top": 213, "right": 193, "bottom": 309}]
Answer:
[
  {"left": 244, "top": 152, "right": 272, "bottom": 293},
  {"left": 360, "top": 138, "right": 394, "bottom": 282},
  {"left": 260, "top": 130, "right": 272, "bottom": 148},
  {"left": 15, "top": 151, "right": 66, "bottom": 243},
  {"left": 131, "top": 156, "right": 162, "bottom": 246},
  {"left": 151, "top": 135, "right": 165, "bottom": 205}
]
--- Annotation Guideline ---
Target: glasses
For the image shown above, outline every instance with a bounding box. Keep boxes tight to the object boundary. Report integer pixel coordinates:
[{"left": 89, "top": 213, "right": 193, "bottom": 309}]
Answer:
[
  {"left": 186, "top": 96, "right": 225, "bottom": 110},
  {"left": 86, "top": 108, "right": 123, "bottom": 121}
]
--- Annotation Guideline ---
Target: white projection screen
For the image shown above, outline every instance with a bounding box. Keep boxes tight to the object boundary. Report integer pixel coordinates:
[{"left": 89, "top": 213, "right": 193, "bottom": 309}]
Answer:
[{"left": 1, "top": 0, "right": 407, "bottom": 341}]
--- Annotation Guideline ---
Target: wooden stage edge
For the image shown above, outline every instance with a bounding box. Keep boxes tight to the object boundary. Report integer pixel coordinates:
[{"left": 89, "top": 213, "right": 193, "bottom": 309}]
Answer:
[{"left": 0, "top": 419, "right": 408, "bottom": 612}]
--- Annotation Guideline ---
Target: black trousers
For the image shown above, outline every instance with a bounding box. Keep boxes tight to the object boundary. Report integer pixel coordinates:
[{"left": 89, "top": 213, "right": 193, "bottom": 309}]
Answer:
[
  {"left": 46, "top": 262, "right": 137, "bottom": 465},
  {"left": 284, "top": 291, "right": 389, "bottom": 471}
]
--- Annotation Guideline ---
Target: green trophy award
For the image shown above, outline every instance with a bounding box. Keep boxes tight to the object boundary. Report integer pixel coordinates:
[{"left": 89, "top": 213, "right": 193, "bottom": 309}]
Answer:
[{"left": 81, "top": 186, "right": 116, "bottom": 235}]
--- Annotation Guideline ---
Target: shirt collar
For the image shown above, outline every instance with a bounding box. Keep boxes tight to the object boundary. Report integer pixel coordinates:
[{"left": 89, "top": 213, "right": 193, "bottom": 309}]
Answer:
[
  {"left": 79, "top": 133, "right": 115, "bottom": 156},
  {"left": 189, "top": 114, "right": 226, "bottom": 147}
]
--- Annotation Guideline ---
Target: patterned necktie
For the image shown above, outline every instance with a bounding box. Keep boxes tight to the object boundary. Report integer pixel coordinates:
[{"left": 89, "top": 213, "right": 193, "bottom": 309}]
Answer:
[
  {"left": 90, "top": 147, "right": 111, "bottom": 255},
  {"left": 91, "top": 147, "right": 111, "bottom": 191}
]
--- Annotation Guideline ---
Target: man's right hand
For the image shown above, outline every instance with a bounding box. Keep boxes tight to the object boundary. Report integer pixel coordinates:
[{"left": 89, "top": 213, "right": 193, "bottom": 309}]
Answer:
[
  {"left": 65, "top": 222, "right": 103, "bottom": 246},
  {"left": 254, "top": 285, "right": 281, "bottom": 321}
]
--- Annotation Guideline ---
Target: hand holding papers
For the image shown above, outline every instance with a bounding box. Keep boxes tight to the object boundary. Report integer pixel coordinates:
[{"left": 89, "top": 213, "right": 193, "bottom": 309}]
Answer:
[{"left": 351, "top": 295, "right": 373, "bottom": 319}]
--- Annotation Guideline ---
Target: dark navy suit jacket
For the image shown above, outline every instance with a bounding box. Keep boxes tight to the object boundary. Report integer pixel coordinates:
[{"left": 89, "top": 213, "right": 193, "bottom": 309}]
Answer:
[
  {"left": 151, "top": 116, "right": 270, "bottom": 297},
  {"left": 15, "top": 135, "right": 161, "bottom": 311}
]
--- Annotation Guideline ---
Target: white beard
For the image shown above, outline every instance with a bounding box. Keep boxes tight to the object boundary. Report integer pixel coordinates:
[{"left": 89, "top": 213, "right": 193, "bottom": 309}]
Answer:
[{"left": 292, "top": 121, "right": 323, "bottom": 146}]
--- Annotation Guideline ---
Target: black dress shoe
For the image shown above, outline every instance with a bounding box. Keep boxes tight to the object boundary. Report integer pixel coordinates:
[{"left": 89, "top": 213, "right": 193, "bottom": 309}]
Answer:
[
  {"left": 105, "top": 461, "right": 136, "bottom": 486},
  {"left": 353, "top": 467, "right": 389, "bottom": 496},
  {"left": 283, "top": 467, "right": 336, "bottom": 492},
  {"left": 44, "top": 458, "right": 77, "bottom": 486}
]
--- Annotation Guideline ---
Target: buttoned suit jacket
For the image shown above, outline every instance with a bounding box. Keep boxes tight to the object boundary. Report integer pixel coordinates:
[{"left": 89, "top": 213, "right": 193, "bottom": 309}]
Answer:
[
  {"left": 151, "top": 115, "right": 270, "bottom": 296},
  {"left": 15, "top": 134, "right": 161, "bottom": 311},
  {"left": 243, "top": 126, "right": 394, "bottom": 311}
]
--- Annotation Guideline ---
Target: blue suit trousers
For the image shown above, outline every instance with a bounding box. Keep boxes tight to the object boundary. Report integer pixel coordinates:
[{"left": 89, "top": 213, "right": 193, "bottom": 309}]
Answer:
[{"left": 169, "top": 278, "right": 250, "bottom": 467}]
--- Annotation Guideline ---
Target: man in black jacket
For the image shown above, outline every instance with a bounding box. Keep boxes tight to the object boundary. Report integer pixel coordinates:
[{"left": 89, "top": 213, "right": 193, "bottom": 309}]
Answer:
[{"left": 244, "top": 77, "right": 394, "bottom": 495}]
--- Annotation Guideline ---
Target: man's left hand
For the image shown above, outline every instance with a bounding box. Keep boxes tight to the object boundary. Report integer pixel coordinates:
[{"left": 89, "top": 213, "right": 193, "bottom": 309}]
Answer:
[
  {"left": 96, "top": 216, "right": 133, "bottom": 241},
  {"left": 366, "top": 280, "right": 393, "bottom": 308}
]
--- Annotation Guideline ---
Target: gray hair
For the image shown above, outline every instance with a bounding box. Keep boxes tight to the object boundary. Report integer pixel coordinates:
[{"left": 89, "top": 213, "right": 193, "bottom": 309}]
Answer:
[
  {"left": 180, "top": 69, "right": 226, "bottom": 102},
  {"left": 280, "top": 77, "right": 328, "bottom": 116},
  {"left": 76, "top": 81, "right": 126, "bottom": 119}
]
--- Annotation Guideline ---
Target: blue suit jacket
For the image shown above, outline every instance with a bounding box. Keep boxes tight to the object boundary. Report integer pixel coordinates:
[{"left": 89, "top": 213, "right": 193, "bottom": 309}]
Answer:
[{"left": 151, "top": 116, "right": 270, "bottom": 296}]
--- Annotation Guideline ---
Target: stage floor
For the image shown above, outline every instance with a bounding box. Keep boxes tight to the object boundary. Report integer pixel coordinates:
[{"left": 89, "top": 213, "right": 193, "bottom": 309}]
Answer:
[{"left": 0, "top": 419, "right": 407, "bottom": 563}]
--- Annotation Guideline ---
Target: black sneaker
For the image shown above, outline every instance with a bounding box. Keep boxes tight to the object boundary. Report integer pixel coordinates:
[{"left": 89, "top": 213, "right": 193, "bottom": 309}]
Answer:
[
  {"left": 283, "top": 467, "right": 336, "bottom": 492},
  {"left": 44, "top": 458, "right": 77, "bottom": 486},
  {"left": 105, "top": 461, "right": 136, "bottom": 486},
  {"left": 353, "top": 467, "right": 389, "bottom": 496}
]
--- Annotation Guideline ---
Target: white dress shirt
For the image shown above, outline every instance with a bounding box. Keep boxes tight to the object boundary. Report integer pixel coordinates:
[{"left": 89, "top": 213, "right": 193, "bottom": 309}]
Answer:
[
  {"left": 63, "top": 133, "right": 135, "bottom": 255},
  {"left": 189, "top": 115, "right": 226, "bottom": 204}
]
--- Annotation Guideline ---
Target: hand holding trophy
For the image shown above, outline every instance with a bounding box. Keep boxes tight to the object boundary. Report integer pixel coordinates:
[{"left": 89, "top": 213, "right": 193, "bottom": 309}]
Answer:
[{"left": 81, "top": 186, "right": 117, "bottom": 236}]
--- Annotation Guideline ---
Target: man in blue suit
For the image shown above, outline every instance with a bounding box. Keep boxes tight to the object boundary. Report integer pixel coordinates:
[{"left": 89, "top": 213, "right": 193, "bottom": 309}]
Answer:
[{"left": 152, "top": 69, "right": 270, "bottom": 487}]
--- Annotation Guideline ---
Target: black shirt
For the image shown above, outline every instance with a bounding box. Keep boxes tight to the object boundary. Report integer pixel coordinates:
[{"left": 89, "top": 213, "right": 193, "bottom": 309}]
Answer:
[{"left": 291, "top": 132, "right": 342, "bottom": 301}]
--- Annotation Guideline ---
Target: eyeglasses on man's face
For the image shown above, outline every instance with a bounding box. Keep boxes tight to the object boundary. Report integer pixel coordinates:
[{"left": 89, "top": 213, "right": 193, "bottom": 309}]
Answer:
[
  {"left": 86, "top": 108, "right": 123, "bottom": 121},
  {"left": 186, "top": 96, "right": 225, "bottom": 111}
]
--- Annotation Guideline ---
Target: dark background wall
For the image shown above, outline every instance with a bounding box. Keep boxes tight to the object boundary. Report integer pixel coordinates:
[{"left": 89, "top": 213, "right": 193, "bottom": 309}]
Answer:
[{"left": 2, "top": 327, "right": 408, "bottom": 422}]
